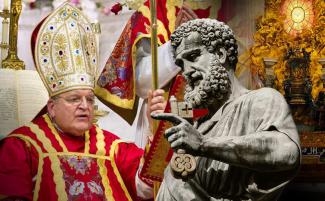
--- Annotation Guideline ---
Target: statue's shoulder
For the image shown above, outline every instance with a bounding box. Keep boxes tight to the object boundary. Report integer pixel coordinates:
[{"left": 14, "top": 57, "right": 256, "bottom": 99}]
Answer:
[
  {"left": 249, "top": 87, "right": 285, "bottom": 101},
  {"left": 232, "top": 88, "right": 287, "bottom": 111}
]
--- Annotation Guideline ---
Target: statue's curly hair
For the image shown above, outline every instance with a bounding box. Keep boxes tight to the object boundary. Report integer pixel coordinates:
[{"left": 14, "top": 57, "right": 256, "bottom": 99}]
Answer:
[{"left": 170, "top": 19, "right": 238, "bottom": 70}]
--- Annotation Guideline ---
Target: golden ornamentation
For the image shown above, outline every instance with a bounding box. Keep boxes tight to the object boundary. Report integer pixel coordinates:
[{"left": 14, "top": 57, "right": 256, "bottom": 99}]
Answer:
[
  {"left": 249, "top": 0, "right": 324, "bottom": 99},
  {"left": 0, "top": 8, "right": 9, "bottom": 18},
  {"left": 91, "top": 22, "right": 101, "bottom": 34},
  {"left": 53, "top": 34, "right": 69, "bottom": 71},
  {"left": 281, "top": 0, "right": 314, "bottom": 36},
  {"left": 2, "top": 0, "right": 25, "bottom": 70},
  {"left": 1, "top": 58, "right": 24, "bottom": 70},
  {"left": 35, "top": 3, "right": 98, "bottom": 97}
]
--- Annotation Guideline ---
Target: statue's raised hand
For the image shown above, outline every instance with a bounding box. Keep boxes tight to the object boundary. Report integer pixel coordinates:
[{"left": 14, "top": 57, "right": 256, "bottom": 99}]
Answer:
[{"left": 151, "top": 112, "right": 203, "bottom": 155}]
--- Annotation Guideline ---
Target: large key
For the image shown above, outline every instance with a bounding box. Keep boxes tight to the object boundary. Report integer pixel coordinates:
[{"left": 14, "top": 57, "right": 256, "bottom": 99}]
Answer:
[{"left": 169, "top": 96, "right": 196, "bottom": 180}]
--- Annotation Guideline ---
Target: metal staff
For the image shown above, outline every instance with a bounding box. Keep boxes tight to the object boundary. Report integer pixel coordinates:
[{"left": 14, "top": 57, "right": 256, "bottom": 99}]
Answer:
[
  {"left": 150, "top": 0, "right": 158, "bottom": 90},
  {"left": 149, "top": 0, "right": 161, "bottom": 198}
]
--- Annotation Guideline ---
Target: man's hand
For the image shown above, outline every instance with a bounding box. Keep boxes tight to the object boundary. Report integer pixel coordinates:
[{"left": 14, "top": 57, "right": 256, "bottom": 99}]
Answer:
[
  {"left": 146, "top": 89, "right": 167, "bottom": 131},
  {"left": 151, "top": 113, "right": 203, "bottom": 155},
  {"left": 175, "top": 3, "right": 198, "bottom": 28},
  {"left": 147, "top": 89, "right": 166, "bottom": 115}
]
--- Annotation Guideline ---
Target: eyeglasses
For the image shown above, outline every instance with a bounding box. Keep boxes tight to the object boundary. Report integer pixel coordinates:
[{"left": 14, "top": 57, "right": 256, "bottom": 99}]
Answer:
[{"left": 56, "top": 95, "right": 95, "bottom": 106}]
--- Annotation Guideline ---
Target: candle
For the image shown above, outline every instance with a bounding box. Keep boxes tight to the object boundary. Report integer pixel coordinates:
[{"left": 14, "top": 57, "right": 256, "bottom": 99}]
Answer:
[
  {"left": 2, "top": 20, "right": 8, "bottom": 43},
  {"left": 1, "top": 19, "right": 9, "bottom": 61},
  {"left": 4, "top": 0, "right": 9, "bottom": 10}
]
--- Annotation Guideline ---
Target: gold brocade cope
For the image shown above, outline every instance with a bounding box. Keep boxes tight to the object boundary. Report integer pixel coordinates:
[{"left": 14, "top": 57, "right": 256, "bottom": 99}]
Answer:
[{"left": 34, "top": 3, "right": 98, "bottom": 97}]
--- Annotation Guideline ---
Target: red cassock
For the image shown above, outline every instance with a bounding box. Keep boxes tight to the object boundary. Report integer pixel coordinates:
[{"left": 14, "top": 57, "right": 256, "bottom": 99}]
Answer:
[{"left": 0, "top": 114, "right": 144, "bottom": 201}]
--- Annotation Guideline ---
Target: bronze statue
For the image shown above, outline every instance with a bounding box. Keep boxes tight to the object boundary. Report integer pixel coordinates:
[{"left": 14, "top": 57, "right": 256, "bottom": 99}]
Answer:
[{"left": 153, "top": 19, "right": 301, "bottom": 201}]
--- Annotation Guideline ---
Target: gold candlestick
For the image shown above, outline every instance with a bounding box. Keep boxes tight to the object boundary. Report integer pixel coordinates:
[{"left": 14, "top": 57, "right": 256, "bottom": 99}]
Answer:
[{"left": 2, "top": 0, "right": 25, "bottom": 70}]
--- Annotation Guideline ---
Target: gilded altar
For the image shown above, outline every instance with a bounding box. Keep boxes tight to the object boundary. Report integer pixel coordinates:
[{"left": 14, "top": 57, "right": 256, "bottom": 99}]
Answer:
[{"left": 248, "top": 0, "right": 325, "bottom": 181}]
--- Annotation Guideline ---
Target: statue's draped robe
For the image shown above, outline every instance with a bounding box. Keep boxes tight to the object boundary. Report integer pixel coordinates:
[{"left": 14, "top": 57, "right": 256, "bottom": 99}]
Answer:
[{"left": 157, "top": 88, "right": 300, "bottom": 201}]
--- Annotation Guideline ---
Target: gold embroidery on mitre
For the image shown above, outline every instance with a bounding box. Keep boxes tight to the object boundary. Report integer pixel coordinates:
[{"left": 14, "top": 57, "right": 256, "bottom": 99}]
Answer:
[{"left": 35, "top": 3, "right": 98, "bottom": 97}]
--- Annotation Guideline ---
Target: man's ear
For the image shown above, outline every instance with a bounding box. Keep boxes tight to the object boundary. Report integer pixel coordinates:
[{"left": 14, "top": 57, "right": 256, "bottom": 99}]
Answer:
[
  {"left": 47, "top": 99, "right": 55, "bottom": 118},
  {"left": 216, "top": 48, "right": 227, "bottom": 64}
]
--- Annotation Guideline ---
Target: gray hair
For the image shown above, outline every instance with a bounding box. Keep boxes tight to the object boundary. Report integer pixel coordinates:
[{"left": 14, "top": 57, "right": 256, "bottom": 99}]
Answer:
[{"left": 170, "top": 18, "right": 238, "bottom": 69}]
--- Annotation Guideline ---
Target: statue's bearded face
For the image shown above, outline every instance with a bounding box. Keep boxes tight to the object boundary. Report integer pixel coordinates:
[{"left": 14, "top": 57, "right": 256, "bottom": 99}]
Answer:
[
  {"left": 175, "top": 32, "right": 230, "bottom": 108},
  {"left": 183, "top": 55, "right": 230, "bottom": 108}
]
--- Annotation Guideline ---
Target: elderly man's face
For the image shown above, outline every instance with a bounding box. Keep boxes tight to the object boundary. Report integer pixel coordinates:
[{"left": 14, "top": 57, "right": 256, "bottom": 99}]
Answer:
[
  {"left": 47, "top": 89, "right": 95, "bottom": 137},
  {"left": 175, "top": 32, "right": 230, "bottom": 108}
]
